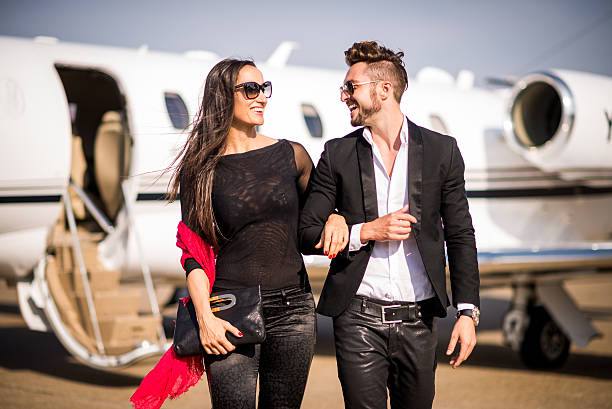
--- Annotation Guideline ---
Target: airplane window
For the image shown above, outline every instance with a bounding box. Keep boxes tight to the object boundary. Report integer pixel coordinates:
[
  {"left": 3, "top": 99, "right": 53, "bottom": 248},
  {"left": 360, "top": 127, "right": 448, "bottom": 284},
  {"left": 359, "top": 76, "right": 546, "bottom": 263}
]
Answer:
[
  {"left": 301, "top": 103, "right": 323, "bottom": 138},
  {"left": 164, "top": 92, "right": 190, "bottom": 130}
]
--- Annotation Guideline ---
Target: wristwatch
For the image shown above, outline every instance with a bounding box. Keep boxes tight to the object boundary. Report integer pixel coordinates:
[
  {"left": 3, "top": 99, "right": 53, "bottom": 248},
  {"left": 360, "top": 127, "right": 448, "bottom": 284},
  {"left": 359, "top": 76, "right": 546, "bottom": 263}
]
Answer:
[{"left": 456, "top": 307, "right": 480, "bottom": 327}]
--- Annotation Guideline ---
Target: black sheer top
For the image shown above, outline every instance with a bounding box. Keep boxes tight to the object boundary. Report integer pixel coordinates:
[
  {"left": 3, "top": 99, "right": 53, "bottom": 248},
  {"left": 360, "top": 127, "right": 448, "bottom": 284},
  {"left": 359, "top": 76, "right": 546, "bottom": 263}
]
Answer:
[{"left": 180, "top": 139, "right": 314, "bottom": 291}]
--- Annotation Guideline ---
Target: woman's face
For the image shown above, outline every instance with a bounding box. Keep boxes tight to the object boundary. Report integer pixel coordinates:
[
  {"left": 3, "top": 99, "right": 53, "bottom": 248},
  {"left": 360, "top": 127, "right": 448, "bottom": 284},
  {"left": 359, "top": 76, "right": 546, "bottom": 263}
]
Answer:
[{"left": 232, "top": 65, "right": 268, "bottom": 129}]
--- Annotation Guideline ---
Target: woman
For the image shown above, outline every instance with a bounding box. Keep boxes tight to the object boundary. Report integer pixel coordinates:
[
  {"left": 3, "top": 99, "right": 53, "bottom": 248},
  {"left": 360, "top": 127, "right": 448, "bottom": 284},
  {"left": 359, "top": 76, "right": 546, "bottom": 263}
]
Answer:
[{"left": 167, "top": 59, "right": 347, "bottom": 408}]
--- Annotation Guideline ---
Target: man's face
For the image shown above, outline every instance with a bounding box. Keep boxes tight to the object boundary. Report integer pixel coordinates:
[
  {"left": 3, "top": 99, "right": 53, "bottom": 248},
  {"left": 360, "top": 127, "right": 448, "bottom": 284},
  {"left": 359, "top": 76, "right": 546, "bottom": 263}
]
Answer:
[{"left": 340, "top": 62, "right": 382, "bottom": 127}]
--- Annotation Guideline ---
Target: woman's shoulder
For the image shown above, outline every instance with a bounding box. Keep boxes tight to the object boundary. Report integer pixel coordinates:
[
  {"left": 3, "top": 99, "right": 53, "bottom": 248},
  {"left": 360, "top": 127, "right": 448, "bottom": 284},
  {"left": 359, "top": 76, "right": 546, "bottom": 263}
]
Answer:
[
  {"left": 254, "top": 136, "right": 305, "bottom": 157},
  {"left": 282, "top": 138, "right": 307, "bottom": 153},
  {"left": 251, "top": 136, "right": 311, "bottom": 166},
  {"left": 281, "top": 139, "right": 313, "bottom": 172},
  {"left": 282, "top": 139, "right": 311, "bottom": 161},
  {"left": 257, "top": 134, "right": 280, "bottom": 147}
]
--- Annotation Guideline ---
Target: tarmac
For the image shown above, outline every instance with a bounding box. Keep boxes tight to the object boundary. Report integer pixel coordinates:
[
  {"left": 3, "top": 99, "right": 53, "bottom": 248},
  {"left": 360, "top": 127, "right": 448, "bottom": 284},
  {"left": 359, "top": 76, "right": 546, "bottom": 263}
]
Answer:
[{"left": 0, "top": 274, "right": 611, "bottom": 409}]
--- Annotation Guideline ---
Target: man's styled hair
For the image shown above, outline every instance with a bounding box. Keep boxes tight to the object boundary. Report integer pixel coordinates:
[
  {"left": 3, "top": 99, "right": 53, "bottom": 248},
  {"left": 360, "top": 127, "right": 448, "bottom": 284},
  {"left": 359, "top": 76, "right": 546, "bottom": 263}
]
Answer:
[{"left": 344, "top": 41, "right": 408, "bottom": 102}]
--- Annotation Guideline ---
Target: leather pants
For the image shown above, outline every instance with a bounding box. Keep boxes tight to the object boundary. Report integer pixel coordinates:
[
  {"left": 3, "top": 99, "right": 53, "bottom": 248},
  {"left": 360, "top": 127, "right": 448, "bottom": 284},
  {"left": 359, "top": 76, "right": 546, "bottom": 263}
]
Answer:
[
  {"left": 333, "top": 298, "right": 438, "bottom": 409},
  {"left": 204, "top": 285, "right": 316, "bottom": 409}
]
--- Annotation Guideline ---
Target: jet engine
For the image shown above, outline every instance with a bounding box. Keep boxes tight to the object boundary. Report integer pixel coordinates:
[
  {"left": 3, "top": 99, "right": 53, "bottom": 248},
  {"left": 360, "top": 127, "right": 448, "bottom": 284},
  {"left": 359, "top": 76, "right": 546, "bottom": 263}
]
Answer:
[{"left": 504, "top": 70, "right": 612, "bottom": 180}]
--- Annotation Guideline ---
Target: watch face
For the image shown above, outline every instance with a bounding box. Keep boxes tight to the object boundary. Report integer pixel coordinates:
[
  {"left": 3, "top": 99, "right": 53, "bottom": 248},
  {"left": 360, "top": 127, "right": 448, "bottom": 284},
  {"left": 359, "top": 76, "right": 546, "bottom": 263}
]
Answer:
[{"left": 472, "top": 307, "right": 480, "bottom": 326}]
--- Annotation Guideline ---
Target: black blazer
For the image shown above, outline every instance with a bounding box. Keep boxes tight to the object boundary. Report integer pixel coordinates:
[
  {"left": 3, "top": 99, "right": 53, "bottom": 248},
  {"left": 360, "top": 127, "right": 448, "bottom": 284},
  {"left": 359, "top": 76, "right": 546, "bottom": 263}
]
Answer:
[{"left": 299, "top": 118, "right": 480, "bottom": 318}]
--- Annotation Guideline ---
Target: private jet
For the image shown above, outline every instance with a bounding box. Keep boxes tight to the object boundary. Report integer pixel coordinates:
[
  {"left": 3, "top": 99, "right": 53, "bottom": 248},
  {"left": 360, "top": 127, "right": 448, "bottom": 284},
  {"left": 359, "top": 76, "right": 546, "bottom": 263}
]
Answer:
[{"left": 1, "top": 35, "right": 611, "bottom": 370}]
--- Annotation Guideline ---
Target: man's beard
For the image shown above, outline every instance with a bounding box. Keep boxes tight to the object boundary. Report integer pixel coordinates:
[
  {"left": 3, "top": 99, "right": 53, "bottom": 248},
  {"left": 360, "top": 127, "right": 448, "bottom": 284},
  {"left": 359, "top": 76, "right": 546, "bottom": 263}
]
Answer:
[{"left": 350, "top": 92, "right": 382, "bottom": 127}]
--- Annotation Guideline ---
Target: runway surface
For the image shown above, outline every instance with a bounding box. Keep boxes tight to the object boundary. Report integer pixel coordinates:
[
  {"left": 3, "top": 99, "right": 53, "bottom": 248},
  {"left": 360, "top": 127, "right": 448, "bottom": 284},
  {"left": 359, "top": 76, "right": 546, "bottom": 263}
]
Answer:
[{"left": 1, "top": 275, "right": 611, "bottom": 409}]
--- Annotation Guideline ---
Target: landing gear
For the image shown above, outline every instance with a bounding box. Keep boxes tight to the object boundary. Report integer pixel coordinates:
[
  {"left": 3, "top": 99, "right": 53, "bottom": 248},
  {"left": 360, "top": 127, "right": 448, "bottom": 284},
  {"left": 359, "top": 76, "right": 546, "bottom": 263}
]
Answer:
[
  {"left": 520, "top": 306, "right": 570, "bottom": 369},
  {"left": 502, "top": 283, "right": 571, "bottom": 369}
]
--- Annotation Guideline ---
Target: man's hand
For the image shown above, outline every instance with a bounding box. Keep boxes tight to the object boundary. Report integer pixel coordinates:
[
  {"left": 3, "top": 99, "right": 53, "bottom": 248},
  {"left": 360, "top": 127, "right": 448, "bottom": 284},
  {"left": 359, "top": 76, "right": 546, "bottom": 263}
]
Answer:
[
  {"left": 360, "top": 205, "right": 416, "bottom": 243},
  {"left": 315, "top": 213, "right": 348, "bottom": 258},
  {"left": 446, "top": 315, "right": 477, "bottom": 368}
]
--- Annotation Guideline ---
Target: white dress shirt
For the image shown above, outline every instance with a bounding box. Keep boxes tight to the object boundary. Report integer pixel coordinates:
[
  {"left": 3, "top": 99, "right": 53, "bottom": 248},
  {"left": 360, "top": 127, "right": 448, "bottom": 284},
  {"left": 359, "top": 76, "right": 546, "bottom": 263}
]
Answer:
[{"left": 349, "top": 117, "right": 474, "bottom": 311}]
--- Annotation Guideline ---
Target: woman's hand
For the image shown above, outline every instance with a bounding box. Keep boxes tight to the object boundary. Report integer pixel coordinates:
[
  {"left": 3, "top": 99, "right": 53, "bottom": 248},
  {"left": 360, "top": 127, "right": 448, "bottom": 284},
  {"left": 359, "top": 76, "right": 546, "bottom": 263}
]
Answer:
[
  {"left": 198, "top": 313, "right": 243, "bottom": 355},
  {"left": 315, "top": 213, "right": 348, "bottom": 258},
  {"left": 186, "top": 269, "right": 242, "bottom": 355}
]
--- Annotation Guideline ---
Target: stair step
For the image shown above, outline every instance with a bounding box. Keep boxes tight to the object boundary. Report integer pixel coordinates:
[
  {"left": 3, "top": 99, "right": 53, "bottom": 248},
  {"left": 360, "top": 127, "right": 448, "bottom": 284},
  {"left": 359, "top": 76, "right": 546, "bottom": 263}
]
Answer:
[
  {"left": 77, "top": 287, "right": 142, "bottom": 326},
  {"left": 98, "top": 314, "right": 160, "bottom": 345},
  {"left": 59, "top": 270, "right": 121, "bottom": 295}
]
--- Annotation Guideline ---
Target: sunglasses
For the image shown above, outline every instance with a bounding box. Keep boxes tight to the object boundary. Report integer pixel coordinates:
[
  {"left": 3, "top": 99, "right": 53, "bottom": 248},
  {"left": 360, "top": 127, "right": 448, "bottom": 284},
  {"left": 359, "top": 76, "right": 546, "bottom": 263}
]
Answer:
[
  {"left": 339, "top": 80, "right": 379, "bottom": 96},
  {"left": 235, "top": 81, "right": 272, "bottom": 99}
]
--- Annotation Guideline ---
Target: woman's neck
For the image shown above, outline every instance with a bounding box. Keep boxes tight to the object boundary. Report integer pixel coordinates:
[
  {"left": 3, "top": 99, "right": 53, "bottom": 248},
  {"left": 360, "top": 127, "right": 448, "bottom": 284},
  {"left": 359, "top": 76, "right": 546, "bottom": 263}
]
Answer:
[{"left": 225, "top": 124, "right": 258, "bottom": 154}]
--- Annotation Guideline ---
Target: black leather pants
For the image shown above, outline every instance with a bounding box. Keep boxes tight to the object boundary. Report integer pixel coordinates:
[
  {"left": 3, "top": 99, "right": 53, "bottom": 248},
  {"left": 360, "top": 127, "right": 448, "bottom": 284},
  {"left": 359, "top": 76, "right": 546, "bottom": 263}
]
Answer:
[
  {"left": 333, "top": 299, "right": 438, "bottom": 409},
  {"left": 204, "top": 285, "right": 316, "bottom": 409}
]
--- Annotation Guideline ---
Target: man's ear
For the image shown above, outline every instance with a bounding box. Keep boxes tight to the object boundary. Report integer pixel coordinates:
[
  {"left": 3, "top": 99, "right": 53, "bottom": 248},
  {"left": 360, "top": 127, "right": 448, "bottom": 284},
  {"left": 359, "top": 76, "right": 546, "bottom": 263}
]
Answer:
[{"left": 380, "top": 81, "right": 393, "bottom": 101}]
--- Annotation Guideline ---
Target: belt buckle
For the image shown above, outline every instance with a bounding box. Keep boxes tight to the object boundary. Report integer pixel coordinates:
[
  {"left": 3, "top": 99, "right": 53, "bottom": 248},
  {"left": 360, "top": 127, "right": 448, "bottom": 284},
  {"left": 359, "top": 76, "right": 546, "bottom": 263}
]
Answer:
[{"left": 381, "top": 304, "right": 403, "bottom": 324}]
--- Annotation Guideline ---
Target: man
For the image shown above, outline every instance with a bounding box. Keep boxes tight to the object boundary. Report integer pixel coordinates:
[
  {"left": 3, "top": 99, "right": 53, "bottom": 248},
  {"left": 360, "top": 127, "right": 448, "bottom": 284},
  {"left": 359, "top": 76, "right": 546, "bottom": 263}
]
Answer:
[{"left": 299, "top": 41, "right": 480, "bottom": 409}]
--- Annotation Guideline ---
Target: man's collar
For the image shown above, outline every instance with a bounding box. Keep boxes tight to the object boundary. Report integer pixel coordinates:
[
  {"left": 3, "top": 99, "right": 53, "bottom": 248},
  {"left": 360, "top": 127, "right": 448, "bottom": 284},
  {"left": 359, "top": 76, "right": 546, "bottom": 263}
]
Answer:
[{"left": 362, "top": 116, "right": 409, "bottom": 146}]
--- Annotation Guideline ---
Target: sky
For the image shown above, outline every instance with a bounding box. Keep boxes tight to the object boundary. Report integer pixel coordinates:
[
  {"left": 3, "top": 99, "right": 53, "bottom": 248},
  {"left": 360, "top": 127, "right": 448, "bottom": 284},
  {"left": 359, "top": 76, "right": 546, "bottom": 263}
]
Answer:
[{"left": 1, "top": 0, "right": 612, "bottom": 83}]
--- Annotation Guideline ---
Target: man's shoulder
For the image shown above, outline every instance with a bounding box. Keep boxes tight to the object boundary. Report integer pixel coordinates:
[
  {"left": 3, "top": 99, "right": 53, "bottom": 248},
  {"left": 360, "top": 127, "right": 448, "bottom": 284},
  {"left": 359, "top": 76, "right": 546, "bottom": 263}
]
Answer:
[
  {"left": 324, "top": 128, "right": 363, "bottom": 149},
  {"left": 341, "top": 127, "right": 364, "bottom": 140},
  {"left": 416, "top": 122, "right": 456, "bottom": 147}
]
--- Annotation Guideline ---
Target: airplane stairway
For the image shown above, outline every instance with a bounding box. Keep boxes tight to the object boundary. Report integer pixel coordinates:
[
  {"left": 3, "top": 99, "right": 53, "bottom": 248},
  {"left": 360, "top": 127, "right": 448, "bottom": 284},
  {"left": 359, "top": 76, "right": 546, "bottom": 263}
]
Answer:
[
  {"left": 33, "top": 179, "right": 169, "bottom": 367},
  {"left": 46, "top": 222, "right": 162, "bottom": 356}
]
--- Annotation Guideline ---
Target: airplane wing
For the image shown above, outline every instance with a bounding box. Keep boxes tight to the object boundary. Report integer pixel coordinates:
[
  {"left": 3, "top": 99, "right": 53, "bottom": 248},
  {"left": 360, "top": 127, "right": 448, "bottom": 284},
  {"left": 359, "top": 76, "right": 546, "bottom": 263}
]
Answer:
[
  {"left": 477, "top": 244, "right": 612, "bottom": 286},
  {"left": 479, "top": 243, "right": 612, "bottom": 269}
]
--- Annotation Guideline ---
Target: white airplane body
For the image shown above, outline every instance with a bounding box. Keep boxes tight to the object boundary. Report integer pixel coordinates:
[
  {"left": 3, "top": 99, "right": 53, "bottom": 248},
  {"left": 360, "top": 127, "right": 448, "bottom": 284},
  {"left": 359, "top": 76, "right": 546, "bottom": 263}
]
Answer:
[{"left": 1, "top": 36, "right": 611, "bottom": 369}]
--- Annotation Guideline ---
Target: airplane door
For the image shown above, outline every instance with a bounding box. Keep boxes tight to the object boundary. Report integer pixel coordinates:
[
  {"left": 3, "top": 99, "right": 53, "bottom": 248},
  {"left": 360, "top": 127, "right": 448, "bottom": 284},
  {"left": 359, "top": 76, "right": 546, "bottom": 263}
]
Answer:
[{"left": 0, "top": 45, "right": 71, "bottom": 279}]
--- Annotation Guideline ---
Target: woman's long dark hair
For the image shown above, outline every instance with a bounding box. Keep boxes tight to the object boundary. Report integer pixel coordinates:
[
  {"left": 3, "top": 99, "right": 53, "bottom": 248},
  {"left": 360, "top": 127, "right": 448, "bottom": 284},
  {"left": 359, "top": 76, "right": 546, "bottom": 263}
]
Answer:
[{"left": 167, "top": 58, "right": 256, "bottom": 248}]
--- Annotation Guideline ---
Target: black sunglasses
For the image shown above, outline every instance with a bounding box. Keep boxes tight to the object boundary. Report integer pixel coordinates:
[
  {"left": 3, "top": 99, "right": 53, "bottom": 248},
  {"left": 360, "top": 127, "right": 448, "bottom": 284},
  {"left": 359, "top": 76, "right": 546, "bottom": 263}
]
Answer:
[
  {"left": 235, "top": 81, "right": 272, "bottom": 99},
  {"left": 339, "top": 80, "right": 379, "bottom": 96}
]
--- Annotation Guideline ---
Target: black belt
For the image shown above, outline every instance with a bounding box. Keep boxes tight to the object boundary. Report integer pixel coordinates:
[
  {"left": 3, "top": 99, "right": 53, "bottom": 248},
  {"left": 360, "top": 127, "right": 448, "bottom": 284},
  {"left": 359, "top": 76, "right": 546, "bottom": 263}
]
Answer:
[{"left": 348, "top": 297, "right": 435, "bottom": 323}]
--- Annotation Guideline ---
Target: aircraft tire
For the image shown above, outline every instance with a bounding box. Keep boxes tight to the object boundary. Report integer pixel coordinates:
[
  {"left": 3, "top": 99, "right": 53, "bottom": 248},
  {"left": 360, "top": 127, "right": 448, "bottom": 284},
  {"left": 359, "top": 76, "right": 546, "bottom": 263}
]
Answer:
[{"left": 520, "top": 306, "right": 570, "bottom": 369}]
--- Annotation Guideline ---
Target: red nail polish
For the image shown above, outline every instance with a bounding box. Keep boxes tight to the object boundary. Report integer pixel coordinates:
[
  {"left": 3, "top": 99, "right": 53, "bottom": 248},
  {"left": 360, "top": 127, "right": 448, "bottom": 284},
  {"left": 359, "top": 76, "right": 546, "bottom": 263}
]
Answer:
[{"left": 238, "top": 331, "right": 244, "bottom": 337}]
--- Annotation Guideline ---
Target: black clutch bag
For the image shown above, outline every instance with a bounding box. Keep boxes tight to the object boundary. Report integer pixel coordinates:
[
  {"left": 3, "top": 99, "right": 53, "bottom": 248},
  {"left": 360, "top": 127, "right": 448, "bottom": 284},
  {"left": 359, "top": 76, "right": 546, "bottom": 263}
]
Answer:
[{"left": 173, "top": 286, "right": 266, "bottom": 356}]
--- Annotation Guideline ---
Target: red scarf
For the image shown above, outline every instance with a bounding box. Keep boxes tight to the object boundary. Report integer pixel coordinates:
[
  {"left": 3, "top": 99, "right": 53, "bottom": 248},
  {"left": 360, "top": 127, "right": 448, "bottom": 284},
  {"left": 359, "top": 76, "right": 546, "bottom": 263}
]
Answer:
[{"left": 130, "top": 221, "right": 216, "bottom": 409}]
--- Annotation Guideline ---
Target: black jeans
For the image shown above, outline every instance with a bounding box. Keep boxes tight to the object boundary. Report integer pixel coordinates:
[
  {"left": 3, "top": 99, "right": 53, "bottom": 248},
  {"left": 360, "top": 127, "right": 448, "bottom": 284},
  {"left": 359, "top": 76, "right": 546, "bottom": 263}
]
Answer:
[
  {"left": 333, "top": 298, "right": 438, "bottom": 409},
  {"left": 204, "top": 285, "right": 316, "bottom": 409}
]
